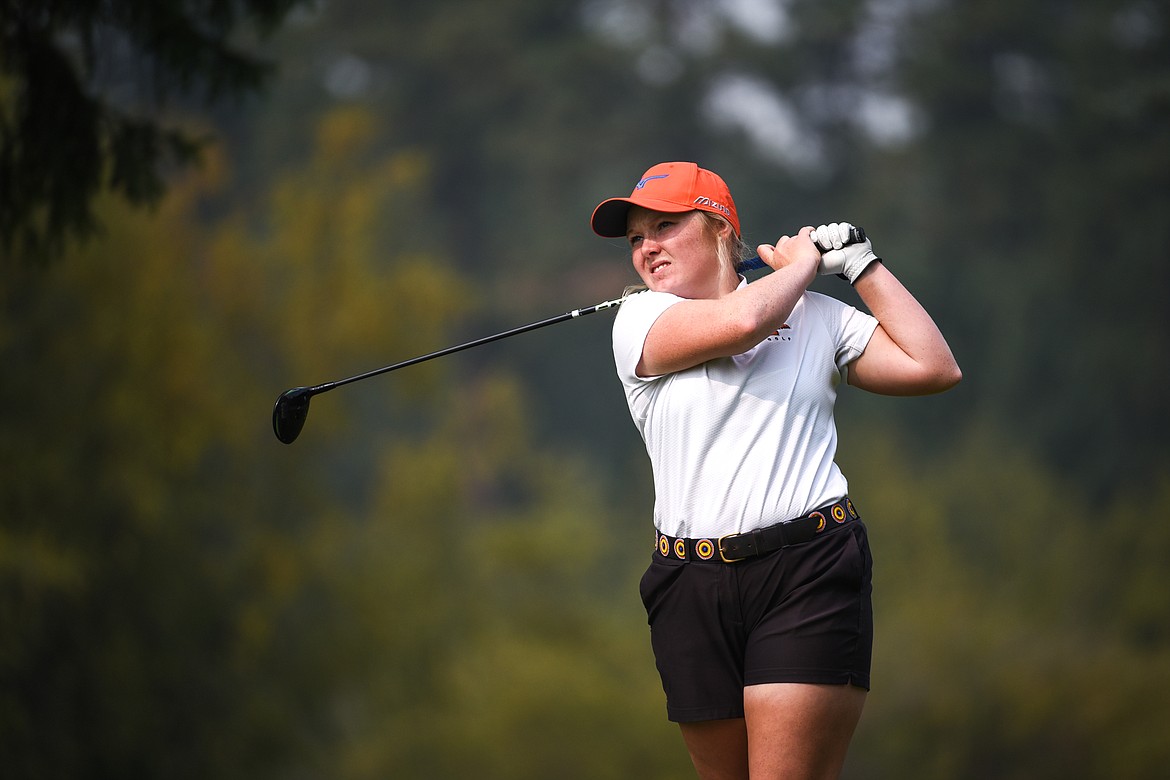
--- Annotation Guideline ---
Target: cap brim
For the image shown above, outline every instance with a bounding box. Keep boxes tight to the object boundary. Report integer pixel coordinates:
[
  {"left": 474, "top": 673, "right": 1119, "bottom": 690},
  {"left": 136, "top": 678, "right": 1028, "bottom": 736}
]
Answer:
[{"left": 590, "top": 197, "right": 697, "bottom": 238}]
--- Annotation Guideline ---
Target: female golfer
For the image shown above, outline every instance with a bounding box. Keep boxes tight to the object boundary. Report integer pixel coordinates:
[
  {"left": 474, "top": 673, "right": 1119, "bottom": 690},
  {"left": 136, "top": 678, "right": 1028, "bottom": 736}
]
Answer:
[{"left": 591, "top": 162, "right": 960, "bottom": 779}]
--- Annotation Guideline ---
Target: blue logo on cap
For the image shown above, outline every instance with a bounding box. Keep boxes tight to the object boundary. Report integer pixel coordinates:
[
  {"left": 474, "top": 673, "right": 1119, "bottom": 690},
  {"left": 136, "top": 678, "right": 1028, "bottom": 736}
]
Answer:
[{"left": 635, "top": 174, "right": 669, "bottom": 189}]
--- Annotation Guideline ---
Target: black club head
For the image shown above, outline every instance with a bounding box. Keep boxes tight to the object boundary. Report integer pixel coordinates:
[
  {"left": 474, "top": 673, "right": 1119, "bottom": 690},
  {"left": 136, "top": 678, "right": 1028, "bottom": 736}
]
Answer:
[{"left": 273, "top": 387, "right": 313, "bottom": 444}]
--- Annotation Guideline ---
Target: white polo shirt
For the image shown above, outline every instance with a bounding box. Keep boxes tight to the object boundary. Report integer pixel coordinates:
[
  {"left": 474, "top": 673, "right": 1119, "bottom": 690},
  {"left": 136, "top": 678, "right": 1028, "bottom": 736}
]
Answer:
[{"left": 612, "top": 281, "right": 878, "bottom": 539}]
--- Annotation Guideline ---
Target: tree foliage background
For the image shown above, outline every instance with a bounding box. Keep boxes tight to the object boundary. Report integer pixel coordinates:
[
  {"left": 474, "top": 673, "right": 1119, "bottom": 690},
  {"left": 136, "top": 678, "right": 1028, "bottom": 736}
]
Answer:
[{"left": 2, "top": 0, "right": 1168, "bottom": 777}]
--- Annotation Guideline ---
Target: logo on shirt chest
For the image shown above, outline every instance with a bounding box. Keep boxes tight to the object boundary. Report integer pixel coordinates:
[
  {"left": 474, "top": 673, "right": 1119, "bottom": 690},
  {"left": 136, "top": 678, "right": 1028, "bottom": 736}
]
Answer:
[{"left": 765, "top": 323, "right": 793, "bottom": 342}]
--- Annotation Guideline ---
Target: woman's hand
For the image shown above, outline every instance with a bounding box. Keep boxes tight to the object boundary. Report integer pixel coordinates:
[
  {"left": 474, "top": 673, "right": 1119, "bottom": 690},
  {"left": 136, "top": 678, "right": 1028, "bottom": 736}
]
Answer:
[{"left": 756, "top": 226, "right": 822, "bottom": 275}]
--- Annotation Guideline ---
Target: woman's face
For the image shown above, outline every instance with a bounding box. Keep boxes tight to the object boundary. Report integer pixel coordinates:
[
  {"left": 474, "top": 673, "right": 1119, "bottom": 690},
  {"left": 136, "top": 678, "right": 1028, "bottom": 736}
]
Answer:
[{"left": 626, "top": 207, "right": 736, "bottom": 298}]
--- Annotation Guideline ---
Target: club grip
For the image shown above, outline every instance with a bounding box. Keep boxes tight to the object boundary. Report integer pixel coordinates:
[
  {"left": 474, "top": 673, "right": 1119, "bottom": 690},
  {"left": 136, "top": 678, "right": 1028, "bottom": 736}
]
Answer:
[{"left": 736, "top": 226, "right": 867, "bottom": 273}]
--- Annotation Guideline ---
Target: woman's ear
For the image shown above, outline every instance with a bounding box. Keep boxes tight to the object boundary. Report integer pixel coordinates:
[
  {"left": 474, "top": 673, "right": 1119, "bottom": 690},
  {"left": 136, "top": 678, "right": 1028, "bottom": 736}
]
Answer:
[{"left": 707, "top": 214, "right": 734, "bottom": 242}]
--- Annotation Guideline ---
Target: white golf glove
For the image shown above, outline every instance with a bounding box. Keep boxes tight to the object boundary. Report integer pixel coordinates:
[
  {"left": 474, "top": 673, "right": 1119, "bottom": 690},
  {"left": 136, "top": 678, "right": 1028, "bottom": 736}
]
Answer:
[{"left": 812, "top": 222, "right": 881, "bottom": 284}]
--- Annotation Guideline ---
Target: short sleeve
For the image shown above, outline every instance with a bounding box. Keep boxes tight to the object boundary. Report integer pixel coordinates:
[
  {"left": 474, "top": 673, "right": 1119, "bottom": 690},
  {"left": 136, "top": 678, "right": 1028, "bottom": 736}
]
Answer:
[
  {"left": 804, "top": 291, "right": 879, "bottom": 371},
  {"left": 611, "top": 290, "right": 684, "bottom": 385}
]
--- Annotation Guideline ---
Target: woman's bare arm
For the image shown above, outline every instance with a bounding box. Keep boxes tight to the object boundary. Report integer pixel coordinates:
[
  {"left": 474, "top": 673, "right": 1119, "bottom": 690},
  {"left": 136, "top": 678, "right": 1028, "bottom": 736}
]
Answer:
[{"left": 846, "top": 262, "right": 962, "bottom": 395}]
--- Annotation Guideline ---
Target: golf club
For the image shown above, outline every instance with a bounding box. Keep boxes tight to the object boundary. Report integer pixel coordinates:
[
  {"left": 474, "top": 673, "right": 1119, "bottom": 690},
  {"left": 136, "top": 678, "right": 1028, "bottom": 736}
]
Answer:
[
  {"left": 273, "top": 225, "right": 866, "bottom": 444},
  {"left": 273, "top": 296, "right": 626, "bottom": 443}
]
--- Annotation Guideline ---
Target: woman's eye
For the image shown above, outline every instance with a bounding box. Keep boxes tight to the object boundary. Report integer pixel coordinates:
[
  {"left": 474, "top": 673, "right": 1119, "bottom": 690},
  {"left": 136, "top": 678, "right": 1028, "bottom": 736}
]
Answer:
[{"left": 629, "top": 235, "right": 643, "bottom": 247}]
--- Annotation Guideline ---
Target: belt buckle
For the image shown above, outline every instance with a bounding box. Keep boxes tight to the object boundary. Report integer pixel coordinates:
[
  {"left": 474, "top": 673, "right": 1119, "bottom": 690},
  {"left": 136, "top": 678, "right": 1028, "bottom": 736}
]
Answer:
[{"left": 717, "top": 533, "right": 749, "bottom": 563}]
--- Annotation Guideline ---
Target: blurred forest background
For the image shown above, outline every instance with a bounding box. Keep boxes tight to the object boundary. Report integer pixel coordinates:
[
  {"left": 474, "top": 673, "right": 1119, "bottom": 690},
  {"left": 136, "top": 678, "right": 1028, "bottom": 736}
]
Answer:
[{"left": 2, "top": 0, "right": 1168, "bottom": 777}]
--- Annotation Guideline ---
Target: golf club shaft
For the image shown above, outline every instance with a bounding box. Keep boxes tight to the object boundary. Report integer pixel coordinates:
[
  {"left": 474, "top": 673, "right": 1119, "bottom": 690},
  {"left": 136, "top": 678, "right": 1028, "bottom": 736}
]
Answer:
[{"left": 308, "top": 295, "right": 628, "bottom": 397}]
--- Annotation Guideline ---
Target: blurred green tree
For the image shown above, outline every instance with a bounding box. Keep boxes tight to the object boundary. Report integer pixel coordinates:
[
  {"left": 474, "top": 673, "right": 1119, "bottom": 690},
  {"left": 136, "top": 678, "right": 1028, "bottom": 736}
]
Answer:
[
  {"left": 840, "top": 0, "right": 1170, "bottom": 497},
  {"left": 839, "top": 423, "right": 1170, "bottom": 779},
  {"left": 0, "top": 0, "right": 307, "bottom": 262},
  {"left": 0, "top": 104, "right": 469, "bottom": 775}
]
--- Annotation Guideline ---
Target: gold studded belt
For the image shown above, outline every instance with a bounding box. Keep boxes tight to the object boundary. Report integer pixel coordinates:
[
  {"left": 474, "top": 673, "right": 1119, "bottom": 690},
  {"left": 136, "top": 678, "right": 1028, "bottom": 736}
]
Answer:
[{"left": 655, "top": 497, "right": 859, "bottom": 563}]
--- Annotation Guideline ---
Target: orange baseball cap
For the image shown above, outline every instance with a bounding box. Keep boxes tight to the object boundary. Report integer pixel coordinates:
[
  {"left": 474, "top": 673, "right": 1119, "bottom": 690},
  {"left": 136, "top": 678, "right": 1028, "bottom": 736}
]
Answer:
[{"left": 590, "top": 162, "right": 740, "bottom": 238}]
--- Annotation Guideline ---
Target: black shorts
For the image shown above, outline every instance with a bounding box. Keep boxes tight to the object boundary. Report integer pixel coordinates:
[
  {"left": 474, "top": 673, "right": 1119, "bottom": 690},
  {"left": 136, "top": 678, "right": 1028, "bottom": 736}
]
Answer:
[{"left": 638, "top": 519, "right": 873, "bottom": 723}]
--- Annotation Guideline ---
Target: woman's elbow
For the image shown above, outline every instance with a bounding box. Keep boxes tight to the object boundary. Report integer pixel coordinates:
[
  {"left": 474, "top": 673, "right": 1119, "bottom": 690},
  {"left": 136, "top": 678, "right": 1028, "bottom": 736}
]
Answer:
[
  {"left": 898, "top": 358, "right": 962, "bottom": 396},
  {"left": 727, "top": 312, "right": 783, "bottom": 354},
  {"left": 930, "top": 360, "right": 963, "bottom": 393}
]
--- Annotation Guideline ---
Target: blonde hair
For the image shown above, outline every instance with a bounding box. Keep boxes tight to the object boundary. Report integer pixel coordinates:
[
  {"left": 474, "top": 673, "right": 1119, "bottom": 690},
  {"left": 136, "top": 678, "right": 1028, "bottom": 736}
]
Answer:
[{"left": 698, "top": 212, "right": 751, "bottom": 277}]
